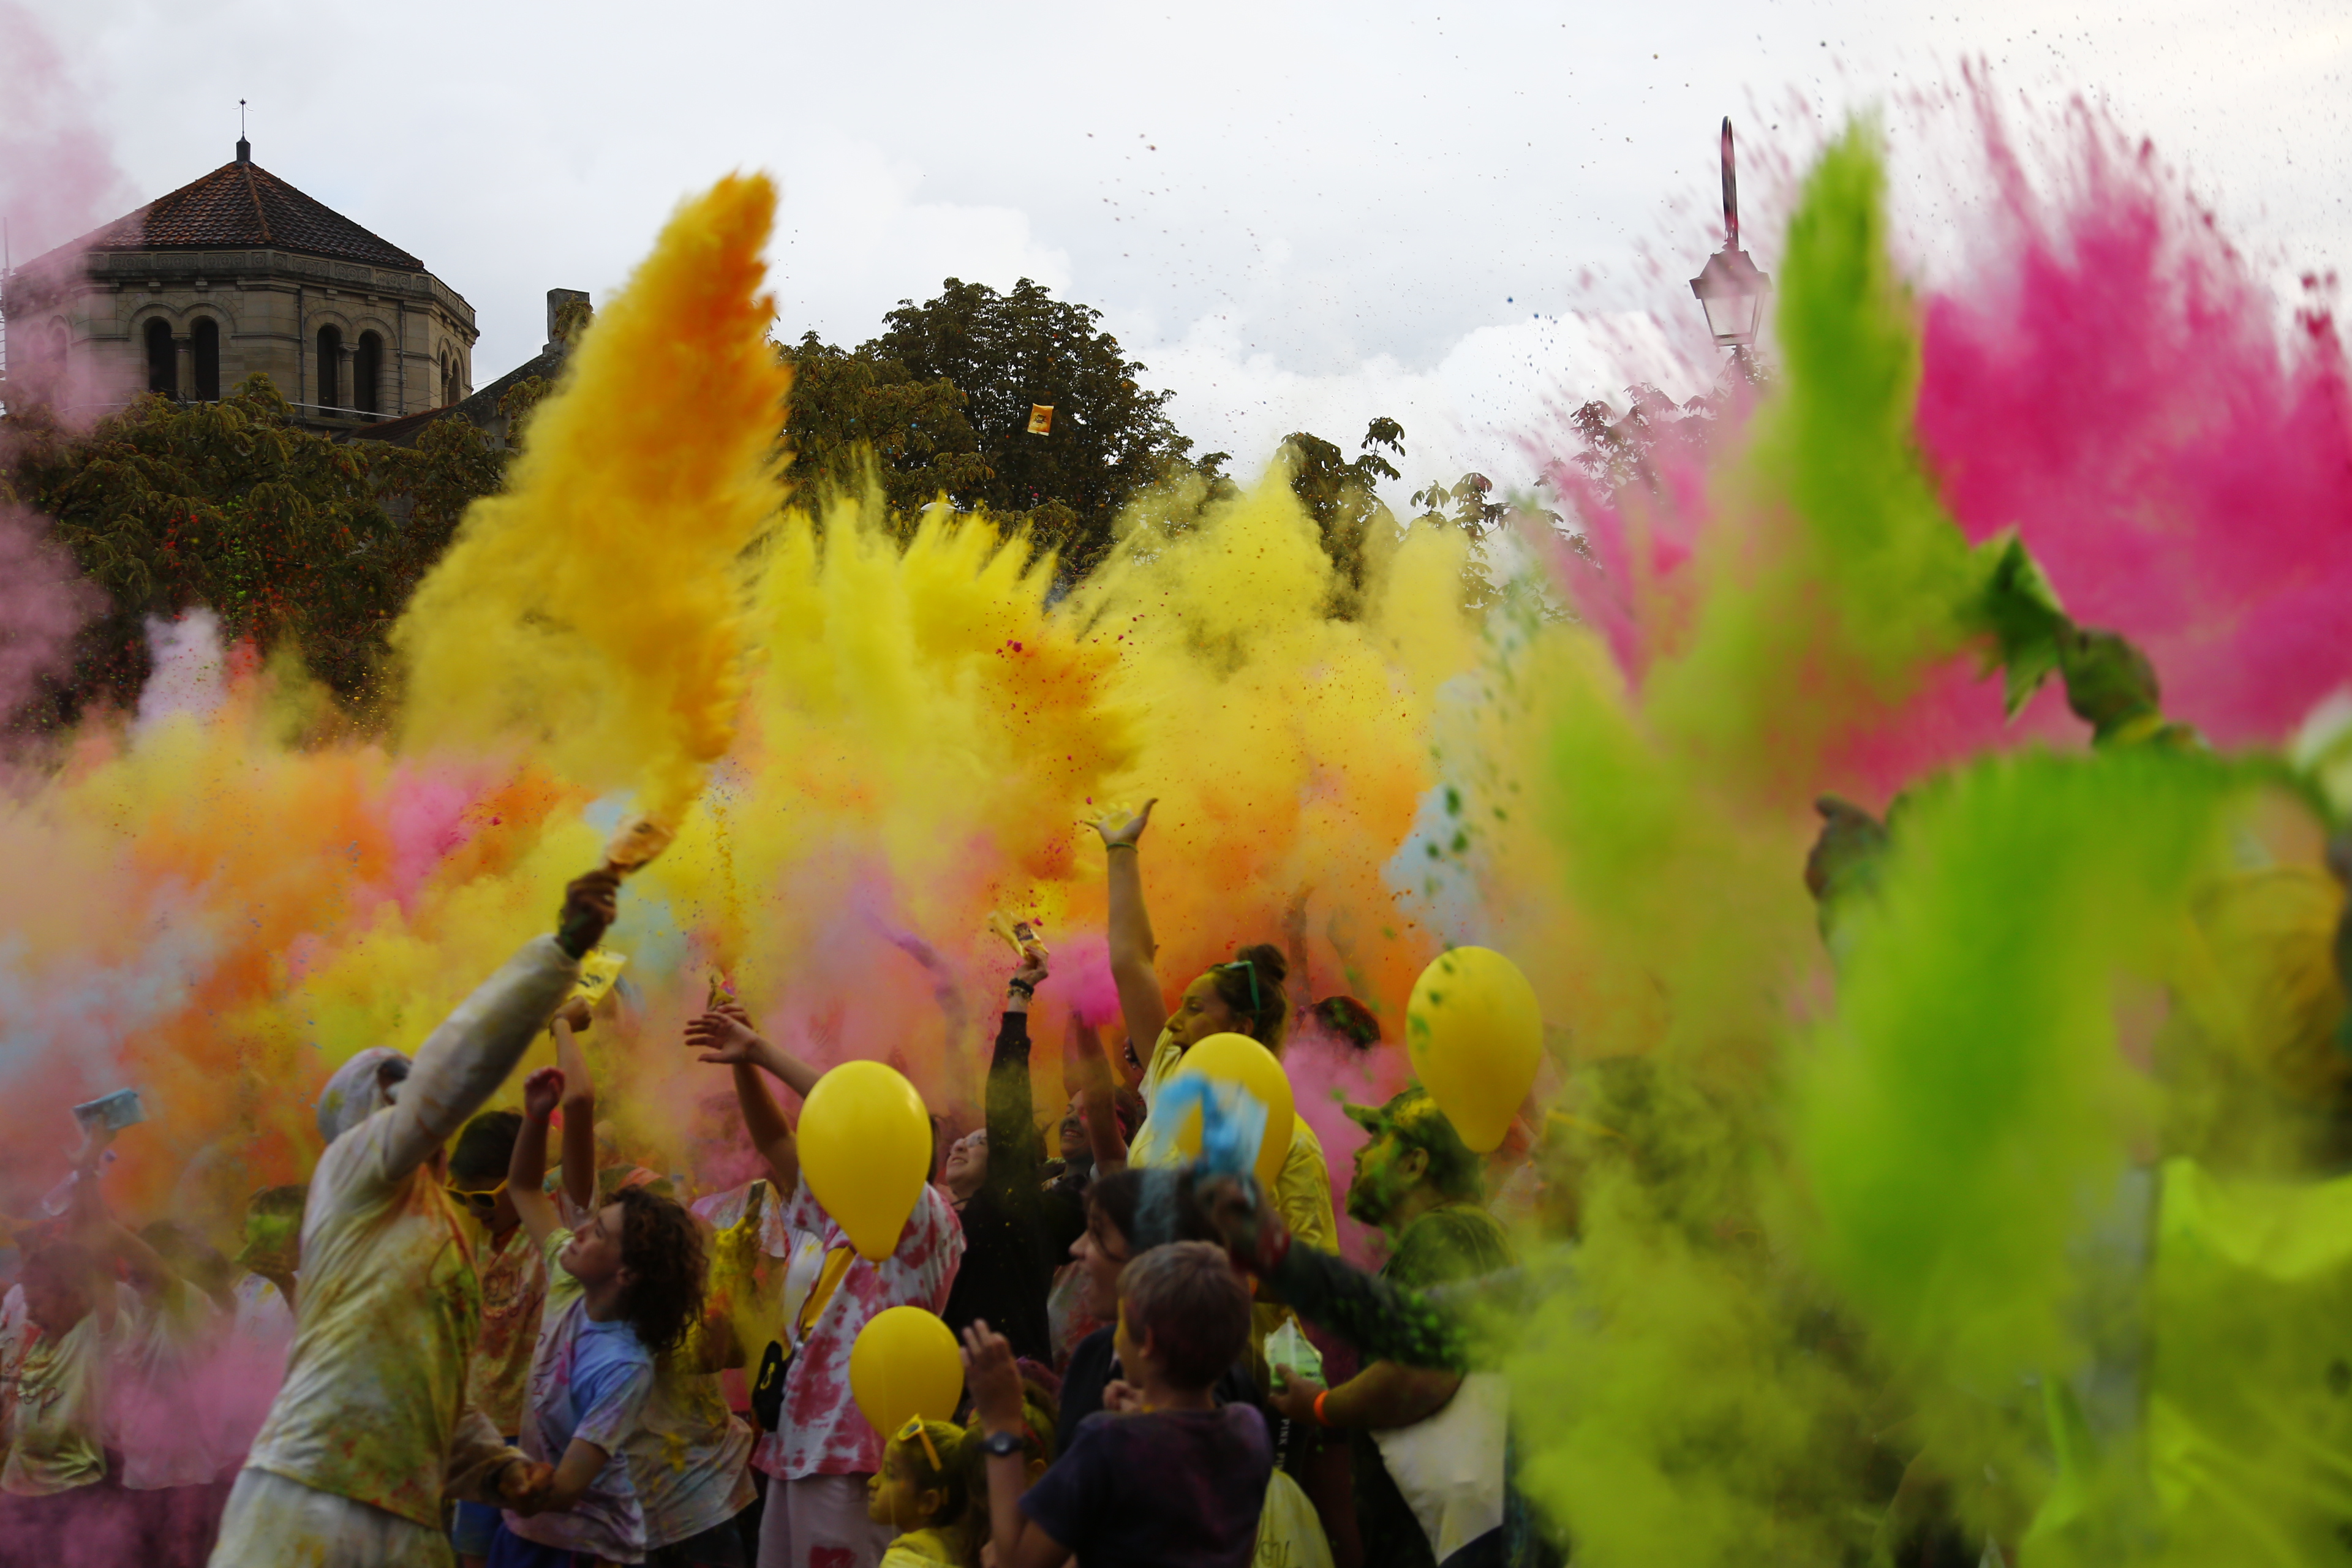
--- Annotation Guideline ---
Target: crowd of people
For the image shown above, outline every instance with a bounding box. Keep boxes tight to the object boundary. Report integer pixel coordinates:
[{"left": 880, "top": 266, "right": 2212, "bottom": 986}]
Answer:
[
  {"left": 0, "top": 804, "right": 1572, "bottom": 1568},
  {"left": 24, "top": 739, "right": 2326, "bottom": 1568}
]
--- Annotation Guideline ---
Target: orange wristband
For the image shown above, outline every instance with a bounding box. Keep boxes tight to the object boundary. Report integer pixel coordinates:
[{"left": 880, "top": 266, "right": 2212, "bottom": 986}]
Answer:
[{"left": 1312, "top": 1388, "right": 1333, "bottom": 1427}]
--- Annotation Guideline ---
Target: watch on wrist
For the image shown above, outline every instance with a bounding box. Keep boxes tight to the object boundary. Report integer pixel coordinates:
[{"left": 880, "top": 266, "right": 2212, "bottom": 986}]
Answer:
[{"left": 981, "top": 1427, "right": 1025, "bottom": 1458}]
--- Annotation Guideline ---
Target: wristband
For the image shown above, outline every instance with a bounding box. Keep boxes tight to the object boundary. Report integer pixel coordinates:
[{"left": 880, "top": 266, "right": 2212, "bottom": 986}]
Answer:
[
  {"left": 1007, "top": 979, "right": 1035, "bottom": 998},
  {"left": 1104, "top": 842, "right": 1138, "bottom": 853},
  {"left": 1312, "top": 1387, "right": 1333, "bottom": 1428}
]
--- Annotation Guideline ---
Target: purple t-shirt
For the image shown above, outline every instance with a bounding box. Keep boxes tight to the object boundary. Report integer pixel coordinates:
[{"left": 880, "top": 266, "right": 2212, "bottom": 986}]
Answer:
[{"left": 1019, "top": 1404, "right": 1272, "bottom": 1568}]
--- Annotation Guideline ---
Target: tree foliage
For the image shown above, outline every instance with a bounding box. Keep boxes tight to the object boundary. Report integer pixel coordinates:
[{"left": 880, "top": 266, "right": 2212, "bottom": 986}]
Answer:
[
  {"left": 1, "top": 374, "right": 509, "bottom": 720},
  {"left": 778, "top": 331, "right": 991, "bottom": 518},
  {"left": 867, "top": 278, "right": 1193, "bottom": 565},
  {"left": 1278, "top": 417, "right": 1406, "bottom": 611}
]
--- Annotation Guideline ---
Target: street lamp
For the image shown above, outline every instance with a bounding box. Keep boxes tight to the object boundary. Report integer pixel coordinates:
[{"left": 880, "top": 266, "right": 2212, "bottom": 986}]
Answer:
[{"left": 1689, "top": 118, "right": 1770, "bottom": 353}]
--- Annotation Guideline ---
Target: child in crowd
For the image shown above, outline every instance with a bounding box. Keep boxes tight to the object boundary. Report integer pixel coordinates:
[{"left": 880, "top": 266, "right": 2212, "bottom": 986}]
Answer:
[
  {"left": 448, "top": 1104, "right": 549, "bottom": 1568},
  {"left": 964, "top": 1241, "right": 1273, "bottom": 1568},
  {"left": 211, "top": 867, "right": 617, "bottom": 1568},
  {"left": 490, "top": 1065, "right": 710, "bottom": 1566},
  {"left": 1054, "top": 1169, "right": 1243, "bottom": 1446},
  {"left": 687, "top": 1004, "right": 966, "bottom": 1568},
  {"left": 867, "top": 1419, "right": 971, "bottom": 1568},
  {"left": 553, "top": 992, "right": 759, "bottom": 1568}
]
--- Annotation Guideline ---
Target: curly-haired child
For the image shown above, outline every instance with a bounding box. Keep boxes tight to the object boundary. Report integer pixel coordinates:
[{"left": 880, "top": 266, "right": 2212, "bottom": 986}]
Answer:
[{"left": 486, "top": 1065, "right": 710, "bottom": 1567}]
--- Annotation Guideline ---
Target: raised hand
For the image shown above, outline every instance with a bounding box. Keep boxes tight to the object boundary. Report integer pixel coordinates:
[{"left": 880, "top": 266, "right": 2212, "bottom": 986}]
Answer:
[
  {"left": 554, "top": 995, "right": 594, "bottom": 1033},
  {"left": 1090, "top": 799, "right": 1157, "bottom": 850},
  {"left": 958, "top": 1319, "right": 1025, "bottom": 1433},
  {"left": 521, "top": 1066, "right": 565, "bottom": 1125},
  {"left": 556, "top": 868, "right": 621, "bottom": 959},
  {"left": 685, "top": 1009, "right": 767, "bottom": 1068}
]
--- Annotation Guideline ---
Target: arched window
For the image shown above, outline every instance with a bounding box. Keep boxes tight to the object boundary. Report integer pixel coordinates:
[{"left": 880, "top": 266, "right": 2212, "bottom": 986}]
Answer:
[
  {"left": 440, "top": 350, "right": 457, "bottom": 407},
  {"left": 316, "top": 324, "right": 343, "bottom": 412},
  {"left": 145, "top": 318, "right": 178, "bottom": 398},
  {"left": 355, "top": 331, "right": 383, "bottom": 417},
  {"left": 192, "top": 318, "right": 221, "bottom": 402},
  {"left": 44, "top": 325, "right": 69, "bottom": 386}
]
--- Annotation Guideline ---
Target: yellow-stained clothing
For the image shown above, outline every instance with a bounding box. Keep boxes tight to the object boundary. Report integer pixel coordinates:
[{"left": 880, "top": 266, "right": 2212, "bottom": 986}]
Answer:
[
  {"left": 1, "top": 1310, "right": 123, "bottom": 1496},
  {"left": 464, "top": 1219, "right": 549, "bottom": 1437},
  {"left": 880, "top": 1524, "right": 968, "bottom": 1567}
]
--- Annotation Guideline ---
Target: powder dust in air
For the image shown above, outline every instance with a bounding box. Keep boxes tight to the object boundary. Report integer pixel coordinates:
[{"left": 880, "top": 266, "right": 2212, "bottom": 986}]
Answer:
[{"left": 5, "top": 75, "right": 2352, "bottom": 1567}]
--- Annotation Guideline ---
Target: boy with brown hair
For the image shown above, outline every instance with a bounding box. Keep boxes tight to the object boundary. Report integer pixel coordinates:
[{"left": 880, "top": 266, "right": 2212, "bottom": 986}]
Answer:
[{"left": 962, "top": 1240, "right": 1271, "bottom": 1568}]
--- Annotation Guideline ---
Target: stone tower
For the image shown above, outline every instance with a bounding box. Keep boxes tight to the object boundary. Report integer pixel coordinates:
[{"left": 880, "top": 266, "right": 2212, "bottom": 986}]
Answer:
[{"left": 1, "top": 136, "right": 477, "bottom": 431}]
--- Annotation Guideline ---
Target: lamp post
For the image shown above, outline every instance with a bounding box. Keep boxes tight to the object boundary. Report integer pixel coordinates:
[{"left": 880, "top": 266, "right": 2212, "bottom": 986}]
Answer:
[{"left": 1689, "top": 118, "right": 1770, "bottom": 366}]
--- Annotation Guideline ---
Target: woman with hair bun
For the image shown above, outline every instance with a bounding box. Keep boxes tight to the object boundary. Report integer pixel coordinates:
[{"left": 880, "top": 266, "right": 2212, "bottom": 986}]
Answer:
[{"left": 1090, "top": 802, "right": 1338, "bottom": 1262}]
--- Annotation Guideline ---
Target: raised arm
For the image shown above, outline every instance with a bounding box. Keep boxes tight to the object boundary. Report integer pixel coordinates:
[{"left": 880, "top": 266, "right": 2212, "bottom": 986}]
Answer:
[
  {"left": 1093, "top": 801, "right": 1166, "bottom": 1068},
  {"left": 551, "top": 1000, "right": 598, "bottom": 1216},
  {"left": 382, "top": 870, "right": 614, "bottom": 1178},
  {"left": 964, "top": 1321, "right": 1075, "bottom": 1568},
  {"left": 508, "top": 1068, "right": 567, "bottom": 1250},
  {"left": 693, "top": 1015, "right": 804, "bottom": 1195},
  {"left": 1063, "top": 1012, "right": 1127, "bottom": 1176},
  {"left": 62, "top": 1125, "right": 164, "bottom": 1331},
  {"left": 687, "top": 1006, "right": 822, "bottom": 1100},
  {"left": 982, "top": 944, "right": 1052, "bottom": 1208},
  {"left": 1197, "top": 1175, "right": 1476, "bottom": 1374}
]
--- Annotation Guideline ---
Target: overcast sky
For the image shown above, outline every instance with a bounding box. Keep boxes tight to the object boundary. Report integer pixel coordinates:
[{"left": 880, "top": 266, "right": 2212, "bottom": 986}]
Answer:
[{"left": 10, "top": 0, "right": 2351, "bottom": 497}]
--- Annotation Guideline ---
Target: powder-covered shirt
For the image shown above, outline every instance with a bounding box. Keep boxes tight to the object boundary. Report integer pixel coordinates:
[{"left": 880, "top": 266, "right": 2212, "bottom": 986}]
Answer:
[
  {"left": 2, "top": 1308, "right": 126, "bottom": 1496},
  {"left": 243, "top": 1111, "right": 488, "bottom": 1526},
  {"left": 466, "top": 1219, "right": 549, "bottom": 1437},
  {"left": 503, "top": 1227, "right": 657, "bottom": 1563},
  {"left": 880, "top": 1524, "right": 969, "bottom": 1567},
  {"left": 115, "top": 1276, "right": 226, "bottom": 1491},
  {"left": 1125, "top": 1028, "right": 1187, "bottom": 1170},
  {"left": 0, "top": 1286, "right": 34, "bottom": 1446},
  {"left": 1355, "top": 1203, "right": 1517, "bottom": 1568},
  {"left": 633, "top": 1340, "right": 757, "bottom": 1550},
  {"left": 242, "top": 937, "right": 575, "bottom": 1529},
  {"left": 1021, "top": 1404, "right": 1273, "bottom": 1568},
  {"left": 752, "top": 1180, "right": 963, "bottom": 1482}
]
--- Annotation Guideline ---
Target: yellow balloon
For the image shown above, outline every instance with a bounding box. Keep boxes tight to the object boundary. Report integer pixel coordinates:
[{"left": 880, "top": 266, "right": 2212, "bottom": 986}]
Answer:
[
  {"left": 1406, "top": 946, "right": 1542, "bottom": 1153},
  {"left": 850, "top": 1306, "right": 965, "bottom": 1438},
  {"left": 799, "top": 1060, "right": 932, "bottom": 1261},
  {"left": 1172, "top": 1031, "right": 1295, "bottom": 1191}
]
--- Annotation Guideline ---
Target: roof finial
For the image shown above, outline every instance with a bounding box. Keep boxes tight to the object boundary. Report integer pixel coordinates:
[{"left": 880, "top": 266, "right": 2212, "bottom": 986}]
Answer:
[{"left": 236, "top": 100, "right": 250, "bottom": 164}]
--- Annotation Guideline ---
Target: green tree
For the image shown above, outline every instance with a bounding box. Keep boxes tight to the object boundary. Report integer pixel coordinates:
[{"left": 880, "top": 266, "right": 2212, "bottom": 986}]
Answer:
[
  {"left": 869, "top": 278, "right": 1193, "bottom": 566},
  {"left": 777, "top": 331, "right": 992, "bottom": 519},
  {"left": 2, "top": 374, "right": 508, "bottom": 719},
  {"left": 1277, "top": 416, "right": 1405, "bottom": 612}
]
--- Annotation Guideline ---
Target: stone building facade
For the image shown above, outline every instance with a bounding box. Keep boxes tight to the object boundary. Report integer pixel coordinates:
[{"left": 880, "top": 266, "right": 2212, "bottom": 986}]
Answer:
[{"left": 2, "top": 137, "right": 476, "bottom": 432}]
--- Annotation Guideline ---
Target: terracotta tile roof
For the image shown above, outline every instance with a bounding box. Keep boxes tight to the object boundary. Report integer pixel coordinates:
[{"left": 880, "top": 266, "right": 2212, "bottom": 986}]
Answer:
[{"left": 39, "top": 157, "right": 422, "bottom": 271}]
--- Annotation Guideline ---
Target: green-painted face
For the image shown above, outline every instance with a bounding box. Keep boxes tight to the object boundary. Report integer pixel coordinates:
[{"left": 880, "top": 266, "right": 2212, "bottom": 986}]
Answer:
[{"left": 1345, "top": 1129, "right": 1415, "bottom": 1228}]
